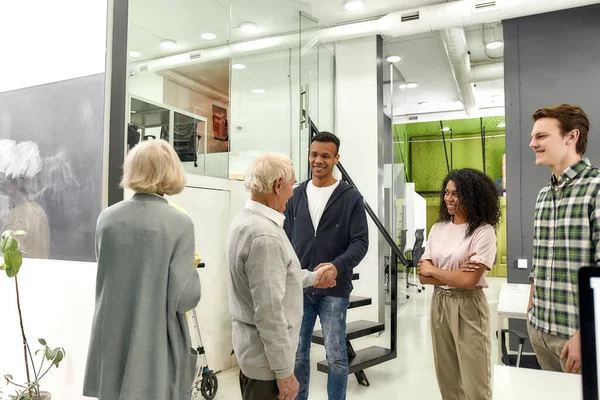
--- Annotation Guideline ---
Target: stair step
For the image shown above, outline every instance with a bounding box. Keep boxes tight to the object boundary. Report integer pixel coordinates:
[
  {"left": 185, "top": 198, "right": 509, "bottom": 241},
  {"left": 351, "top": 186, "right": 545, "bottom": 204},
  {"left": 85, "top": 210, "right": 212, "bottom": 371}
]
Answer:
[
  {"left": 352, "top": 273, "right": 360, "bottom": 280},
  {"left": 317, "top": 346, "right": 396, "bottom": 374},
  {"left": 348, "top": 295, "right": 371, "bottom": 309},
  {"left": 312, "top": 320, "right": 384, "bottom": 345}
]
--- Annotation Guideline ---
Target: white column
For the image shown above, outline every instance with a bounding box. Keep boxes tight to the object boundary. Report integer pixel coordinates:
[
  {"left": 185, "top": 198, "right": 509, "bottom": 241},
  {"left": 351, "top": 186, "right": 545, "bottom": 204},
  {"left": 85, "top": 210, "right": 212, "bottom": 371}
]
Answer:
[{"left": 335, "top": 36, "right": 380, "bottom": 322}]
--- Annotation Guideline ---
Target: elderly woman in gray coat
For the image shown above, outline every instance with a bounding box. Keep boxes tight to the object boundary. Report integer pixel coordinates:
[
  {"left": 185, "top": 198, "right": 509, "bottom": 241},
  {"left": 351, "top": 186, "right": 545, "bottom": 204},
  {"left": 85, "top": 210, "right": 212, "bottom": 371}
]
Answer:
[
  {"left": 228, "top": 153, "right": 335, "bottom": 400},
  {"left": 83, "top": 139, "right": 200, "bottom": 400}
]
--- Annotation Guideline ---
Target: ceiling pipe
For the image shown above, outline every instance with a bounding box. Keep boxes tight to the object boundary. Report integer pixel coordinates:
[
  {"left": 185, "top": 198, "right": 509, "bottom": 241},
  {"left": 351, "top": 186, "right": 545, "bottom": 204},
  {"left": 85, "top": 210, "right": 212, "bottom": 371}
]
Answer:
[
  {"left": 131, "top": 0, "right": 599, "bottom": 74},
  {"left": 440, "top": 28, "right": 478, "bottom": 115},
  {"left": 470, "top": 62, "right": 504, "bottom": 82}
]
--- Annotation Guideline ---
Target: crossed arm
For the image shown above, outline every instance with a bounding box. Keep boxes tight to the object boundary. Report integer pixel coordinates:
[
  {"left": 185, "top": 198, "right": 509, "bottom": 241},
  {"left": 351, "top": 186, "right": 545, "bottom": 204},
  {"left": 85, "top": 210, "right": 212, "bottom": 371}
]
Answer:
[{"left": 417, "top": 255, "right": 488, "bottom": 290}]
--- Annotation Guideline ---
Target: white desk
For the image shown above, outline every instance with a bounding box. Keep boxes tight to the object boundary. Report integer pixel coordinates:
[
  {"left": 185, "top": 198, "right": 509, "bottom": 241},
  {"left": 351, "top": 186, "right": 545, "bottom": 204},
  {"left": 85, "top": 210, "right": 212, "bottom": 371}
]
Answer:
[
  {"left": 496, "top": 283, "right": 531, "bottom": 363},
  {"left": 493, "top": 365, "right": 582, "bottom": 399}
]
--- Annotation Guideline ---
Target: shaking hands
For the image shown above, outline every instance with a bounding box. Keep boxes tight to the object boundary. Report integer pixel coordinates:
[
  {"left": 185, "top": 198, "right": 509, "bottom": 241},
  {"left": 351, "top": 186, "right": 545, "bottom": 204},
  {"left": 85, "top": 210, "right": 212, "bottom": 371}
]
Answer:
[{"left": 313, "top": 263, "right": 337, "bottom": 289}]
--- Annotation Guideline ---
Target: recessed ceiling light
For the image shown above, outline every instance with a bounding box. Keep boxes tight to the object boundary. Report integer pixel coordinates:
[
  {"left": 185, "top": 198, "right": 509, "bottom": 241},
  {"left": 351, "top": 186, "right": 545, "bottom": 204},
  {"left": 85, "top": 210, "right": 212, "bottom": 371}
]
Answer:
[
  {"left": 344, "top": 0, "right": 364, "bottom": 12},
  {"left": 497, "top": 122, "right": 506, "bottom": 128},
  {"left": 486, "top": 40, "right": 504, "bottom": 50},
  {"left": 252, "top": 89, "right": 265, "bottom": 94},
  {"left": 442, "top": 127, "right": 450, "bottom": 132},
  {"left": 129, "top": 50, "right": 141, "bottom": 58},
  {"left": 232, "top": 64, "right": 246, "bottom": 70},
  {"left": 201, "top": 33, "right": 217, "bottom": 40},
  {"left": 240, "top": 22, "right": 258, "bottom": 33},
  {"left": 160, "top": 39, "right": 178, "bottom": 49},
  {"left": 405, "top": 82, "right": 418, "bottom": 89},
  {"left": 386, "top": 55, "right": 401, "bottom": 63}
]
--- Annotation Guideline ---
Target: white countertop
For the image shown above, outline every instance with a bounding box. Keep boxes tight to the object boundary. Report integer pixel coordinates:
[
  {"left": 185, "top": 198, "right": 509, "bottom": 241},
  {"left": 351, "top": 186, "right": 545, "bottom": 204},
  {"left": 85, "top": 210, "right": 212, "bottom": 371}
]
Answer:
[
  {"left": 493, "top": 365, "right": 582, "bottom": 400},
  {"left": 497, "top": 283, "right": 531, "bottom": 317}
]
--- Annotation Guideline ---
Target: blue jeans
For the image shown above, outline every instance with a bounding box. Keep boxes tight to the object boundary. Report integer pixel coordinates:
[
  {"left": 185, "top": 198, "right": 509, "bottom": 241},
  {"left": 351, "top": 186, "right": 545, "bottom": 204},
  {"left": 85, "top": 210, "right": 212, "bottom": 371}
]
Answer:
[{"left": 295, "top": 294, "right": 349, "bottom": 400}]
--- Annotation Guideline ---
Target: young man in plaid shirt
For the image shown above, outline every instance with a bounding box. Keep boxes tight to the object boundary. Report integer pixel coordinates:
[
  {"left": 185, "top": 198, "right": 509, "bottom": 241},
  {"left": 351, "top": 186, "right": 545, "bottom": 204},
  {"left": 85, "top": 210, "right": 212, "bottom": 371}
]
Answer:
[{"left": 527, "top": 104, "right": 598, "bottom": 374}]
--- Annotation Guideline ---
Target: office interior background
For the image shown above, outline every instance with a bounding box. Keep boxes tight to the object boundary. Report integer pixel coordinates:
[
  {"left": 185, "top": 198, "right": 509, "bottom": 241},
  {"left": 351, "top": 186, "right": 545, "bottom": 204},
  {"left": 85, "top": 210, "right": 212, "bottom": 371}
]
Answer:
[{"left": 1, "top": 0, "right": 600, "bottom": 399}]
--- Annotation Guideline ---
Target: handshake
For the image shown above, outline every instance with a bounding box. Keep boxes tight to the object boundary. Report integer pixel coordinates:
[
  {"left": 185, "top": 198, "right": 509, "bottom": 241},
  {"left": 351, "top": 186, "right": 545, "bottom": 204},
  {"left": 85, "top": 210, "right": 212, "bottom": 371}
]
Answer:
[{"left": 313, "top": 262, "right": 337, "bottom": 289}]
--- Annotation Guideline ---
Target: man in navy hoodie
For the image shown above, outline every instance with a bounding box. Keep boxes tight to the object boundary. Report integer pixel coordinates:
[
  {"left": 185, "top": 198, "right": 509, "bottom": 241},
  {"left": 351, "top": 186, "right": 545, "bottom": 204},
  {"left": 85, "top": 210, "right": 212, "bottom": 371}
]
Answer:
[{"left": 284, "top": 131, "right": 369, "bottom": 400}]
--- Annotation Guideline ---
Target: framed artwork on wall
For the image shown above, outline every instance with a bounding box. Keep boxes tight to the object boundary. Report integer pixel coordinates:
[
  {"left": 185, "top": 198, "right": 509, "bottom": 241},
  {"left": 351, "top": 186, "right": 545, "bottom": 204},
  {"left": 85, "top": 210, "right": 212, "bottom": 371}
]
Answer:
[{"left": 212, "top": 105, "right": 228, "bottom": 141}]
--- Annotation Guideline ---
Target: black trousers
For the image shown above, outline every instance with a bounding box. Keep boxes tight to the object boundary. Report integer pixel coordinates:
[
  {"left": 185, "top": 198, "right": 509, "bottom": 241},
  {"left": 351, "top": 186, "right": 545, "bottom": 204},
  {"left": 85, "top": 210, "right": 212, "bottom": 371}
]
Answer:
[{"left": 239, "top": 370, "right": 279, "bottom": 400}]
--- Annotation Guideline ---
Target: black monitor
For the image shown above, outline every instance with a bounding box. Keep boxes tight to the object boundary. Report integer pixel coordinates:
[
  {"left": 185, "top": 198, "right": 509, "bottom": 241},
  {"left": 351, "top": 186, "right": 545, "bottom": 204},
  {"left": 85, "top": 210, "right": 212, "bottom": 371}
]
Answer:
[{"left": 579, "top": 267, "right": 600, "bottom": 400}]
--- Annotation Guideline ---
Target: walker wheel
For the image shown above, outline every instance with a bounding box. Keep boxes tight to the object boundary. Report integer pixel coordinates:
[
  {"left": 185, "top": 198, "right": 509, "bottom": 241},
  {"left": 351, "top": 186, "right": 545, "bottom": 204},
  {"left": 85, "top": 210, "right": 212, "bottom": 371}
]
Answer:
[{"left": 201, "top": 370, "right": 218, "bottom": 400}]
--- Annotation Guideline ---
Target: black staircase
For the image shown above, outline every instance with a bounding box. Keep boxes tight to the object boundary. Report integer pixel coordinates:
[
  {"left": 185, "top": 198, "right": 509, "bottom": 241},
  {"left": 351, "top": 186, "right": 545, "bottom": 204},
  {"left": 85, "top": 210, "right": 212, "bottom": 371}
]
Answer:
[{"left": 307, "top": 119, "right": 407, "bottom": 387}]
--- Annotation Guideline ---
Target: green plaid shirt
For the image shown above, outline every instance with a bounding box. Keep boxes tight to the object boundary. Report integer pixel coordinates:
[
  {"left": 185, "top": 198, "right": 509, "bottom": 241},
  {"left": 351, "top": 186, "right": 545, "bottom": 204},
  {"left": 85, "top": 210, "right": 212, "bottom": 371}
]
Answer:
[{"left": 529, "top": 158, "right": 600, "bottom": 338}]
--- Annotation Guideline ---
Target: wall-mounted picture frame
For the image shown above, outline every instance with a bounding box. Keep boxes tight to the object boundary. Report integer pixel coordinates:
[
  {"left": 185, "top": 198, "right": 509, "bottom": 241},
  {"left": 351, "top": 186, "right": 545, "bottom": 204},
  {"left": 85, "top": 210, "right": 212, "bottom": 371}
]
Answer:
[{"left": 212, "top": 105, "right": 228, "bottom": 141}]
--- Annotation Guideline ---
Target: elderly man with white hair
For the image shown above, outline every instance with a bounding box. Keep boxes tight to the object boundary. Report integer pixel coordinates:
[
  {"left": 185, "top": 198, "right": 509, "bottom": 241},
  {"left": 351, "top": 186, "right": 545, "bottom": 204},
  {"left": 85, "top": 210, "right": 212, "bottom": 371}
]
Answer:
[{"left": 227, "top": 153, "right": 335, "bottom": 400}]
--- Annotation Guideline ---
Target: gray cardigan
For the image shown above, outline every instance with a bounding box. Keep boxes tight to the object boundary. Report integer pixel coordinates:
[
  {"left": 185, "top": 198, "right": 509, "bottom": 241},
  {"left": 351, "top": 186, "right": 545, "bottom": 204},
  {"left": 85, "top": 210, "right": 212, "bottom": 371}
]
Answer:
[
  {"left": 227, "top": 201, "right": 316, "bottom": 381},
  {"left": 83, "top": 193, "right": 201, "bottom": 400}
]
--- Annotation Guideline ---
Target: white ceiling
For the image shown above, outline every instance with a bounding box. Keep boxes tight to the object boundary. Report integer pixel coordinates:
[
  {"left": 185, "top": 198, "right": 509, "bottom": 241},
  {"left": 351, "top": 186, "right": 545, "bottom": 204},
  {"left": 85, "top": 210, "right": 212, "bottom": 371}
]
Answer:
[
  {"left": 129, "top": 0, "right": 505, "bottom": 117},
  {"left": 128, "top": 0, "right": 451, "bottom": 62},
  {"left": 382, "top": 23, "right": 505, "bottom": 119}
]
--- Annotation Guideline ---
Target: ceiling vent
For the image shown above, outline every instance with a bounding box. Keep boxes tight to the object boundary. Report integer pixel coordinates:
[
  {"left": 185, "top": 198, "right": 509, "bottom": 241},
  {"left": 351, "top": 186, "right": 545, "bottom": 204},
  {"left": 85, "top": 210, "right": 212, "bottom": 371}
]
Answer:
[
  {"left": 474, "top": 0, "right": 498, "bottom": 12},
  {"left": 189, "top": 50, "right": 203, "bottom": 60},
  {"left": 139, "top": 64, "right": 149, "bottom": 72},
  {"left": 408, "top": 116, "right": 418, "bottom": 121},
  {"left": 400, "top": 11, "right": 420, "bottom": 22}
]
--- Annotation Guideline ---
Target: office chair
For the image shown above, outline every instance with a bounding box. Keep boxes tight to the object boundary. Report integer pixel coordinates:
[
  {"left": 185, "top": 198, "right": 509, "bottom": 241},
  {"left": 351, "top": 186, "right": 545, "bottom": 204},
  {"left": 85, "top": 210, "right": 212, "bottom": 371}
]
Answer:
[
  {"left": 497, "top": 329, "right": 541, "bottom": 369},
  {"left": 406, "top": 228, "right": 426, "bottom": 293}
]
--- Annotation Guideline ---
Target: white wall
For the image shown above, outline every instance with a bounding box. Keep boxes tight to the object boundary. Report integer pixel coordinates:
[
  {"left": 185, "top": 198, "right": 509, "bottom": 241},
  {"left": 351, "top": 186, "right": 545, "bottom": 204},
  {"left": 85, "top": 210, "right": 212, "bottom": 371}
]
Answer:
[
  {"left": 405, "top": 183, "right": 427, "bottom": 250},
  {"left": 0, "top": 260, "right": 97, "bottom": 400},
  {"left": 0, "top": 1, "right": 108, "bottom": 396},
  {"left": 128, "top": 73, "right": 164, "bottom": 103},
  {"left": 334, "top": 37, "right": 380, "bottom": 322},
  {"left": 0, "top": 0, "right": 107, "bottom": 93}
]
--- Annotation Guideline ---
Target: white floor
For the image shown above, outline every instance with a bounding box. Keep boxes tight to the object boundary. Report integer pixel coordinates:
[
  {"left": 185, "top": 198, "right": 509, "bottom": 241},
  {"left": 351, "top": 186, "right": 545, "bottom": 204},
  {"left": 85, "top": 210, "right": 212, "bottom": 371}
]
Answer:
[{"left": 207, "top": 277, "right": 506, "bottom": 399}]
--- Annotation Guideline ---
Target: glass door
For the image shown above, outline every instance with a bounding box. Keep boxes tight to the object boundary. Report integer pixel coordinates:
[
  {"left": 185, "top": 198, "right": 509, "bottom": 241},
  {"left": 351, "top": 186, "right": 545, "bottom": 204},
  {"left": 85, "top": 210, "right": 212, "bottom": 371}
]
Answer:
[{"left": 297, "top": 12, "right": 335, "bottom": 182}]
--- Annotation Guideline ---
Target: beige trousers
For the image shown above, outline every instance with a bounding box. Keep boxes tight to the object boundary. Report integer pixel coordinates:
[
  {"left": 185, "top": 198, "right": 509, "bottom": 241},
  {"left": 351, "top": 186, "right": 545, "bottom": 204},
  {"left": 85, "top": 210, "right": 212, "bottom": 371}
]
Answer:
[
  {"left": 431, "top": 287, "right": 492, "bottom": 400},
  {"left": 526, "top": 323, "right": 569, "bottom": 372}
]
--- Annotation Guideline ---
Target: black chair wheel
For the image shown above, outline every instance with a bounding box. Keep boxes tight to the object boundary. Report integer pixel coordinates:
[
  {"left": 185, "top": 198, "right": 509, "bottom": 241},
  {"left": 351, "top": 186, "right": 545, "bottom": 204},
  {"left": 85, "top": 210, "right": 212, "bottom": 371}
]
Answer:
[{"left": 201, "top": 371, "right": 218, "bottom": 400}]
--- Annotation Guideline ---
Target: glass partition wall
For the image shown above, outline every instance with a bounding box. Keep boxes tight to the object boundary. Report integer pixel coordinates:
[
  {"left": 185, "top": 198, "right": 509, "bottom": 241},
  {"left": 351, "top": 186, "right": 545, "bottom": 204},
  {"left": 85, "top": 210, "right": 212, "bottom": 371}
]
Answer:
[{"left": 127, "top": 0, "right": 336, "bottom": 181}]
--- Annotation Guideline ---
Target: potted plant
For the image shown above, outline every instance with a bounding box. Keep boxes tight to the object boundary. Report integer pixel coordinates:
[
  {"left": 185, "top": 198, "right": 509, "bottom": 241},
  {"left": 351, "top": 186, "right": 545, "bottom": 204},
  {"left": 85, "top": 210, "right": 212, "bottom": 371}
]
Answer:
[{"left": 1, "top": 230, "right": 65, "bottom": 400}]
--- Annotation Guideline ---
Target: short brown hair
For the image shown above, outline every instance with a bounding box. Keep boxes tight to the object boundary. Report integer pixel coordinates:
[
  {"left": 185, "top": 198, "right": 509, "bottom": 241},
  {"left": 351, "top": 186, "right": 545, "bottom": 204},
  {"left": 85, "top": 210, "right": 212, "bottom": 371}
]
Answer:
[
  {"left": 532, "top": 104, "right": 590, "bottom": 155},
  {"left": 121, "top": 139, "right": 186, "bottom": 195}
]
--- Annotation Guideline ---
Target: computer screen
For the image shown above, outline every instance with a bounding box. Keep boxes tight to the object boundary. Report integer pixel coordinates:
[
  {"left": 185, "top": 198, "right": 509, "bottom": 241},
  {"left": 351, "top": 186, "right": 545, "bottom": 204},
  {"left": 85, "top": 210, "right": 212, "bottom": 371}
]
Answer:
[{"left": 579, "top": 268, "right": 600, "bottom": 400}]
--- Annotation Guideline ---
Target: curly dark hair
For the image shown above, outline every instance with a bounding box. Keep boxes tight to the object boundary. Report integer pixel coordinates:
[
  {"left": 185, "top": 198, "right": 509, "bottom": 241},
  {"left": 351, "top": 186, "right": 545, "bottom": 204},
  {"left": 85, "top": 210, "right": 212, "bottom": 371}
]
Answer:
[{"left": 438, "top": 168, "right": 501, "bottom": 237}]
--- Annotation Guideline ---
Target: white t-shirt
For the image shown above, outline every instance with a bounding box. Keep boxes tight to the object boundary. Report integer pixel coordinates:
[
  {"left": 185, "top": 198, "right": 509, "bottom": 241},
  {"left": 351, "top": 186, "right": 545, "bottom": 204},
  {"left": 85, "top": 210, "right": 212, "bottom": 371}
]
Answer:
[{"left": 306, "top": 180, "right": 340, "bottom": 231}]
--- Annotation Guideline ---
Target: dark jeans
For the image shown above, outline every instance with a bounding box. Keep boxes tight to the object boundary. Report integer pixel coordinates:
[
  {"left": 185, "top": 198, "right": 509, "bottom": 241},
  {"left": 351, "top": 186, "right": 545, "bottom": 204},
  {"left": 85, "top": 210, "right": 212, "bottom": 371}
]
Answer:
[
  {"left": 239, "top": 370, "right": 278, "bottom": 400},
  {"left": 295, "top": 294, "right": 350, "bottom": 400}
]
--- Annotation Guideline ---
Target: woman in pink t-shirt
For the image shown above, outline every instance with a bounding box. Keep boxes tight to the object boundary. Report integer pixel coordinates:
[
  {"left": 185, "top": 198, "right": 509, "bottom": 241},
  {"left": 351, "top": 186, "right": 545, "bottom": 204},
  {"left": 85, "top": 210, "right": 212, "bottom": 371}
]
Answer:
[{"left": 418, "top": 168, "right": 500, "bottom": 400}]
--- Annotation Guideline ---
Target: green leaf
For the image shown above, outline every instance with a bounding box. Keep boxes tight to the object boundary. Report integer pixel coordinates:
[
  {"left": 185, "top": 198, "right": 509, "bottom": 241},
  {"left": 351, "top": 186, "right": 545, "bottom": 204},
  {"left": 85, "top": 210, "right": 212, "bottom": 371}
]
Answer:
[
  {"left": 5, "top": 237, "right": 17, "bottom": 253},
  {"left": 13, "top": 251, "right": 22, "bottom": 270},
  {"left": 5, "top": 373, "right": 13, "bottom": 381},
  {"left": 38, "top": 338, "right": 47, "bottom": 346},
  {"left": 1, "top": 235, "right": 7, "bottom": 252},
  {"left": 0, "top": 262, "right": 5, "bottom": 271},
  {"left": 54, "top": 350, "right": 64, "bottom": 366},
  {"left": 4, "top": 248, "right": 13, "bottom": 265},
  {"left": 5, "top": 264, "right": 18, "bottom": 278},
  {"left": 35, "top": 349, "right": 43, "bottom": 356},
  {"left": 45, "top": 346, "right": 52, "bottom": 360}
]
